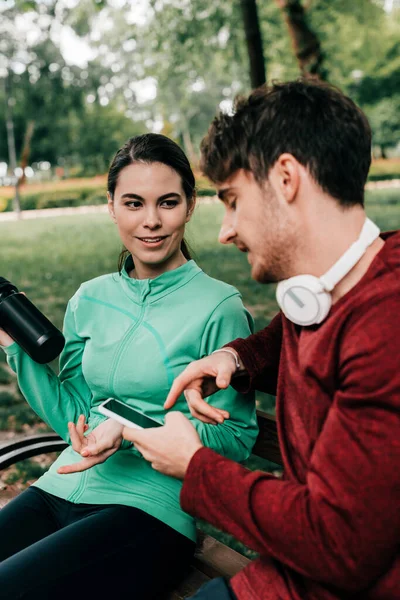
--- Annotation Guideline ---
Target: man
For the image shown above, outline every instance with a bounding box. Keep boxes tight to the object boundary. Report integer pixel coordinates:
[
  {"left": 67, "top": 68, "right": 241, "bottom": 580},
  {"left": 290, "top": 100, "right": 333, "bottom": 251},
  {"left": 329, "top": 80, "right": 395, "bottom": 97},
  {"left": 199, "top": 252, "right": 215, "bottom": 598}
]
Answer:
[{"left": 123, "top": 79, "right": 400, "bottom": 599}]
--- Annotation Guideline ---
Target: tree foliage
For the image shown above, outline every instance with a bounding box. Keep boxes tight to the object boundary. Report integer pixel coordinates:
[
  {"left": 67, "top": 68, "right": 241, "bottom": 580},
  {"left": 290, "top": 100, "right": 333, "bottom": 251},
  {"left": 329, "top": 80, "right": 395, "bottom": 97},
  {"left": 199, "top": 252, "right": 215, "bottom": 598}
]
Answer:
[
  {"left": 0, "top": 0, "right": 399, "bottom": 173},
  {"left": 0, "top": 0, "right": 143, "bottom": 172}
]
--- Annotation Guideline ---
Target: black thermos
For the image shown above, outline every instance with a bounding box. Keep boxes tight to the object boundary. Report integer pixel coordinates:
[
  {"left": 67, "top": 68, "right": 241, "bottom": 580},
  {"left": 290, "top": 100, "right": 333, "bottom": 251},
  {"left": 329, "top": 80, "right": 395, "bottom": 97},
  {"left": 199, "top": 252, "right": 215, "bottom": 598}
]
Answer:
[{"left": 0, "top": 277, "right": 65, "bottom": 364}]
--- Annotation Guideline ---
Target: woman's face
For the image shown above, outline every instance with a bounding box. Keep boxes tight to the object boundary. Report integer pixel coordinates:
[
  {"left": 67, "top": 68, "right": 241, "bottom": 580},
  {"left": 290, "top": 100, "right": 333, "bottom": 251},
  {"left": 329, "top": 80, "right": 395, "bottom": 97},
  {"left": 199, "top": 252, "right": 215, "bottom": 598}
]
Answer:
[{"left": 108, "top": 162, "right": 193, "bottom": 279}]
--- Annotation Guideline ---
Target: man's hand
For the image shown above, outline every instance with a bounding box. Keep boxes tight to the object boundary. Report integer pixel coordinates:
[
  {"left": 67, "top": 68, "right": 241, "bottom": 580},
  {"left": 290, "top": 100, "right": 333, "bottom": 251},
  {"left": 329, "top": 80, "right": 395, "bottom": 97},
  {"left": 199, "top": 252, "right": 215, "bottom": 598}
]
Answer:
[
  {"left": 57, "top": 415, "right": 123, "bottom": 474},
  {"left": 164, "top": 350, "right": 243, "bottom": 423},
  {"left": 122, "top": 412, "right": 203, "bottom": 479}
]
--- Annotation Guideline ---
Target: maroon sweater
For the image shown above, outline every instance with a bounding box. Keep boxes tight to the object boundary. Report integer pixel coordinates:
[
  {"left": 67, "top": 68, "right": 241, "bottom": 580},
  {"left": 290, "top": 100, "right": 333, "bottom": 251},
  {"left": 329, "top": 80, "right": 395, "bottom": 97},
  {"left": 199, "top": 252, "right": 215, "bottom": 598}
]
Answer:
[{"left": 181, "top": 231, "right": 400, "bottom": 600}]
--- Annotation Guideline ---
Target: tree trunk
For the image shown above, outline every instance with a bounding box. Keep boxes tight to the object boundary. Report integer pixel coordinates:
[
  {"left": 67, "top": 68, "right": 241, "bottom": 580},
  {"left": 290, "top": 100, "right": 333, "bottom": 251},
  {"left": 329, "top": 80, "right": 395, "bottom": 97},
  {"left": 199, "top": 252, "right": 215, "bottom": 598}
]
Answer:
[
  {"left": 14, "top": 120, "right": 35, "bottom": 213},
  {"left": 239, "top": 0, "right": 266, "bottom": 88},
  {"left": 182, "top": 123, "right": 199, "bottom": 169},
  {"left": 18, "top": 121, "right": 35, "bottom": 186},
  {"left": 3, "top": 75, "right": 21, "bottom": 216},
  {"left": 276, "top": 0, "right": 325, "bottom": 79}
]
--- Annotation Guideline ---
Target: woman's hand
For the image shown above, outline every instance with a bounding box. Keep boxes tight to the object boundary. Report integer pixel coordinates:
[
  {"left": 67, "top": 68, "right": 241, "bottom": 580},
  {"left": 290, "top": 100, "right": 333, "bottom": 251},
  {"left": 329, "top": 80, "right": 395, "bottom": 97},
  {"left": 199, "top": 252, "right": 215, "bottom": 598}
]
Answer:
[
  {"left": 0, "top": 328, "right": 14, "bottom": 347},
  {"left": 57, "top": 415, "right": 123, "bottom": 474}
]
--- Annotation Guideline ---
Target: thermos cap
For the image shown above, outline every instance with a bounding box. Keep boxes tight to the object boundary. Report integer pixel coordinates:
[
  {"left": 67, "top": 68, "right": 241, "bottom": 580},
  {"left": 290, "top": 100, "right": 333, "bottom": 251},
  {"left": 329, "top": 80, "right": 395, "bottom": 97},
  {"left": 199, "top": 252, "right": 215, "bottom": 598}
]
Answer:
[
  {"left": 0, "top": 278, "right": 18, "bottom": 302},
  {"left": 0, "top": 277, "right": 65, "bottom": 363}
]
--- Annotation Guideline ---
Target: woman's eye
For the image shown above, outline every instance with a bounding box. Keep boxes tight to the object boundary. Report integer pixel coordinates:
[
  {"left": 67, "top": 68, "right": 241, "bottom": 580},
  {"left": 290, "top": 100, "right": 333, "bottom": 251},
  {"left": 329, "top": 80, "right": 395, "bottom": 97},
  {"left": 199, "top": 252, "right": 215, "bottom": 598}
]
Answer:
[
  {"left": 161, "top": 200, "right": 178, "bottom": 208},
  {"left": 229, "top": 198, "right": 237, "bottom": 210},
  {"left": 126, "top": 201, "right": 142, "bottom": 209}
]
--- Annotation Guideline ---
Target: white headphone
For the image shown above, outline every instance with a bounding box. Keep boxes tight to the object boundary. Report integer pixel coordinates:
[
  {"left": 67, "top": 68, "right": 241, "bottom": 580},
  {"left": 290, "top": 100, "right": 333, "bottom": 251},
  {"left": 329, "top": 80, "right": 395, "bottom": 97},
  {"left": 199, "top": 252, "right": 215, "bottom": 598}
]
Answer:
[{"left": 276, "top": 218, "right": 381, "bottom": 326}]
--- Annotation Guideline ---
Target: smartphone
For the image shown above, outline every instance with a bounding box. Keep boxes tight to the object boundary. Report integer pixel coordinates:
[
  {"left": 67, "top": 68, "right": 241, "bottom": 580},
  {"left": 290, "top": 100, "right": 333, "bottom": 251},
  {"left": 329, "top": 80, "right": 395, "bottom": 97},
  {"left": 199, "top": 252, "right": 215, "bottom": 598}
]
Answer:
[{"left": 98, "top": 398, "right": 163, "bottom": 430}]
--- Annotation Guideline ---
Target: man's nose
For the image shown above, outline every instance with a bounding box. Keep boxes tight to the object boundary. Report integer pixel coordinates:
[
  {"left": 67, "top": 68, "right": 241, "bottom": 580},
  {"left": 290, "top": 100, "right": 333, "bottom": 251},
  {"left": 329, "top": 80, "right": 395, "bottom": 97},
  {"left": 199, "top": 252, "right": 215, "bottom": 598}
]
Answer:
[{"left": 218, "top": 222, "right": 236, "bottom": 245}]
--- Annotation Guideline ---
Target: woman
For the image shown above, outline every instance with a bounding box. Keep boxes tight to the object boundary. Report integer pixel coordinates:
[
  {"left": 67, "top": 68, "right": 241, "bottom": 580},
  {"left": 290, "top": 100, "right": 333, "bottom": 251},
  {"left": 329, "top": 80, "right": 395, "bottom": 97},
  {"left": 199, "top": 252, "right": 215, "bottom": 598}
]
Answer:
[{"left": 0, "top": 134, "right": 258, "bottom": 599}]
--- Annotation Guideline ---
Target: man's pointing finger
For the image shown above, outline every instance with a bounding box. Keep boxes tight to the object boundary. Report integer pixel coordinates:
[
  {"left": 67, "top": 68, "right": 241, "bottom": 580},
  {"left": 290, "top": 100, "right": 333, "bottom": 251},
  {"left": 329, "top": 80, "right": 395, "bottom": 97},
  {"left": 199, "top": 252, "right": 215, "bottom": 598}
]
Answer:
[{"left": 164, "top": 375, "right": 189, "bottom": 409}]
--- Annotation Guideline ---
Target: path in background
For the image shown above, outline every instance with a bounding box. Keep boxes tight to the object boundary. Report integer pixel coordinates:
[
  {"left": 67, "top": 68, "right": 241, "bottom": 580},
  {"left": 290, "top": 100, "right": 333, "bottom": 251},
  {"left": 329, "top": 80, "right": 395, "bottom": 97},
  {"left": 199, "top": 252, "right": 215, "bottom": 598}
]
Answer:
[
  {"left": 0, "top": 196, "right": 218, "bottom": 222},
  {"left": 0, "top": 179, "right": 399, "bottom": 222},
  {"left": 0, "top": 430, "right": 18, "bottom": 442},
  {"left": 0, "top": 204, "right": 109, "bottom": 222}
]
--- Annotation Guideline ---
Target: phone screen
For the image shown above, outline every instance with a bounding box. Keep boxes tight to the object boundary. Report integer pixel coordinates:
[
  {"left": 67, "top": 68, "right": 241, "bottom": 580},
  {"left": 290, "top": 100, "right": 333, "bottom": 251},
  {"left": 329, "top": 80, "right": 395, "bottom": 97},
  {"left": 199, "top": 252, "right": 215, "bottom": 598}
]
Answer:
[{"left": 104, "top": 399, "right": 162, "bottom": 429}]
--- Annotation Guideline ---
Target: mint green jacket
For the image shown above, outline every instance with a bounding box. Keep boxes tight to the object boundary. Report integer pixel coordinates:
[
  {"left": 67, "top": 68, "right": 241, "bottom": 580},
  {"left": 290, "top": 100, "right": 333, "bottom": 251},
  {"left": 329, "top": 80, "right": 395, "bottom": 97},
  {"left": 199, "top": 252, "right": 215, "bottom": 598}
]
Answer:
[{"left": 4, "top": 259, "right": 258, "bottom": 541}]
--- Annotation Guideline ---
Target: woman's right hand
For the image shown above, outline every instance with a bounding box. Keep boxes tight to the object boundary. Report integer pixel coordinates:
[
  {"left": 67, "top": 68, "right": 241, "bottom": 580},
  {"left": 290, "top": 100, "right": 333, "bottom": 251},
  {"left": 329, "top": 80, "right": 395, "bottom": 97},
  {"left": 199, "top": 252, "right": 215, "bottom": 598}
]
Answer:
[
  {"left": 0, "top": 328, "right": 14, "bottom": 347},
  {"left": 57, "top": 415, "right": 123, "bottom": 474}
]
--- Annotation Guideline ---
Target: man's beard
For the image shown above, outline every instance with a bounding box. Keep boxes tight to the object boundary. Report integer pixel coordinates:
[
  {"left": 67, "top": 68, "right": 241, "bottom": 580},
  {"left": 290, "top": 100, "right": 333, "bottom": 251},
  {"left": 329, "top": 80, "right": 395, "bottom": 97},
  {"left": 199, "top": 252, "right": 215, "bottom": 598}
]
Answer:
[
  {"left": 252, "top": 188, "right": 297, "bottom": 284},
  {"left": 251, "top": 249, "right": 291, "bottom": 284}
]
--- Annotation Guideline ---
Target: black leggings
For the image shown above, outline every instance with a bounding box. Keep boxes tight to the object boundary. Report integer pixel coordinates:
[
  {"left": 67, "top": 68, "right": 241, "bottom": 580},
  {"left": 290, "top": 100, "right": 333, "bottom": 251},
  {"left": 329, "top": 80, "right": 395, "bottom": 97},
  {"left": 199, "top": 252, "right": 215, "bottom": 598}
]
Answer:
[{"left": 0, "top": 486, "right": 195, "bottom": 599}]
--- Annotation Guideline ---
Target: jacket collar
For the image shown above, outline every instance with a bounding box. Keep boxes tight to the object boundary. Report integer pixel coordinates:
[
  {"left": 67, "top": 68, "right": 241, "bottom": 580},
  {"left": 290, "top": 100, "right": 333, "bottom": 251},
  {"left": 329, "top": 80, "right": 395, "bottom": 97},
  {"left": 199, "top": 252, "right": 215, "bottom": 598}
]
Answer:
[{"left": 120, "top": 255, "right": 202, "bottom": 303}]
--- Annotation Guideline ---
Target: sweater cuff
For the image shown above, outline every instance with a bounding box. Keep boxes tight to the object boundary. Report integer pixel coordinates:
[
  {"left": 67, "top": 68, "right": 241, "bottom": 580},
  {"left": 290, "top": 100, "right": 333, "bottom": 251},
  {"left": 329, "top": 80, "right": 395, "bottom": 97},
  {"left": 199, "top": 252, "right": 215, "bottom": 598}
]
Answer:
[
  {"left": 87, "top": 413, "right": 108, "bottom": 432},
  {"left": 180, "top": 446, "right": 221, "bottom": 515},
  {"left": 87, "top": 415, "right": 135, "bottom": 452},
  {"left": 121, "top": 438, "right": 134, "bottom": 451},
  {"left": 1, "top": 341, "right": 21, "bottom": 357},
  {"left": 223, "top": 339, "right": 253, "bottom": 394}
]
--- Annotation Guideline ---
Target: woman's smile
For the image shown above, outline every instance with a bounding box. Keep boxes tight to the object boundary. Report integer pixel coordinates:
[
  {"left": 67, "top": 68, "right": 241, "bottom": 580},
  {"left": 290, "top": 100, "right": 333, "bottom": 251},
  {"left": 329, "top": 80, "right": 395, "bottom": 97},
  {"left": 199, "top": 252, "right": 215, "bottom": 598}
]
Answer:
[{"left": 136, "top": 235, "right": 169, "bottom": 248}]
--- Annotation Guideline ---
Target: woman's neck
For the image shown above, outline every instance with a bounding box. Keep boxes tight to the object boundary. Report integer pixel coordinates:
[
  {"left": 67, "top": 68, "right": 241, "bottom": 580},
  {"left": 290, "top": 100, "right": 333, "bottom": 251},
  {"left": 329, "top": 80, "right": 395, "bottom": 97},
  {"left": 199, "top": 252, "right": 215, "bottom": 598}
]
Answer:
[{"left": 129, "top": 252, "right": 188, "bottom": 280}]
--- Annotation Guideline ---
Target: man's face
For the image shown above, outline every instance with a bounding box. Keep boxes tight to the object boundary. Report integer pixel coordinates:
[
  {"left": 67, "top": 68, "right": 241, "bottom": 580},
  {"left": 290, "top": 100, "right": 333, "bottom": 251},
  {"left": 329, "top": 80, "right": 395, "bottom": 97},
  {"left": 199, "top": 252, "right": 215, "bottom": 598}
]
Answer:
[{"left": 217, "top": 169, "right": 296, "bottom": 283}]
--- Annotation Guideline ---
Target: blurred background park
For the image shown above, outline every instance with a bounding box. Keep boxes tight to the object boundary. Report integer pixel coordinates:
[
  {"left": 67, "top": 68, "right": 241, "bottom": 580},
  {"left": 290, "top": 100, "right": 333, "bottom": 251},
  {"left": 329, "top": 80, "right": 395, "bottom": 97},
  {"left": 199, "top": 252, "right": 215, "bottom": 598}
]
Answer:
[{"left": 1, "top": 0, "right": 400, "bottom": 534}]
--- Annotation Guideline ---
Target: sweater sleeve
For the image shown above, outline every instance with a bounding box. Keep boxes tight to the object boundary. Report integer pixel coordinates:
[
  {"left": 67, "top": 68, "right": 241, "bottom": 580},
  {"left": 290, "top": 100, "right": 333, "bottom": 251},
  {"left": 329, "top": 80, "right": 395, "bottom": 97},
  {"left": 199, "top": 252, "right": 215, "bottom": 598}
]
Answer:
[
  {"left": 181, "top": 296, "right": 400, "bottom": 592},
  {"left": 192, "top": 293, "right": 259, "bottom": 463},
  {"left": 3, "top": 291, "right": 93, "bottom": 442},
  {"left": 227, "top": 312, "right": 283, "bottom": 395}
]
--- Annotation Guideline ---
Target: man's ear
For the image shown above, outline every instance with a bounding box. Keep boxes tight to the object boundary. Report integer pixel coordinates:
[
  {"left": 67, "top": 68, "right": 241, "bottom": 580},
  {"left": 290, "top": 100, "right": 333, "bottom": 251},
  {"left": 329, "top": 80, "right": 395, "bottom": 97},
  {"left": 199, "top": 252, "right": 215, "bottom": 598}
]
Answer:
[
  {"left": 107, "top": 192, "right": 117, "bottom": 223},
  {"left": 271, "top": 153, "right": 300, "bottom": 205}
]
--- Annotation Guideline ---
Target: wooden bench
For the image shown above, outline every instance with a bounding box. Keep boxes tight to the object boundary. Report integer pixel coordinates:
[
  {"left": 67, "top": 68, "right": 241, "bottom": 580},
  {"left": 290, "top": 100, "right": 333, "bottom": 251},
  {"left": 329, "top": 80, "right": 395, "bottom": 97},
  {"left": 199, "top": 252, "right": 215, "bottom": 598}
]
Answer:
[{"left": 0, "top": 410, "right": 282, "bottom": 599}]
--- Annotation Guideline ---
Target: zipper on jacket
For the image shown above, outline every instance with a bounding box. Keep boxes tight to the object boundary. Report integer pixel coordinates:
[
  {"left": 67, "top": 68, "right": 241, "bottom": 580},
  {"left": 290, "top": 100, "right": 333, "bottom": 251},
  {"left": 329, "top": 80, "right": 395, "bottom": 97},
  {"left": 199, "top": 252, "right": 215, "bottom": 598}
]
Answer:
[
  {"left": 68, "top": 467, "right": 89, "bottom": 504},
  {"left": 68, "top": 280, "right": 151, "bottom": 504},
  {"left": 108, "top": 279, "right": 151, "bottom": 396}
]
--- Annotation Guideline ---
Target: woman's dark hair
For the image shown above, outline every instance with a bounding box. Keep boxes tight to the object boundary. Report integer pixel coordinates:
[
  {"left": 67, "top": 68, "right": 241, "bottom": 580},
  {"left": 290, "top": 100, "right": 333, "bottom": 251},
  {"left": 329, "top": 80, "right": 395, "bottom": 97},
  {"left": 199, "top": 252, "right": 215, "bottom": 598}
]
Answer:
[
  {"left": 200, "top": 79, "right": 372, "bottom": 207},
  {"left": 107, "top": 133, "right": 196, "bottom": 272}
]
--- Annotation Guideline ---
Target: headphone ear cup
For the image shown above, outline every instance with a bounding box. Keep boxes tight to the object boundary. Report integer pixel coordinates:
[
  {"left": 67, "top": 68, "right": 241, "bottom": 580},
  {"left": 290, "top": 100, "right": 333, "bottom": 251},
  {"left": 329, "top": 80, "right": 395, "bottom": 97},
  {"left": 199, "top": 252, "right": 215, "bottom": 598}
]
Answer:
[
  {"left": 276, "top": 280, "right": 285, "bottom": 309},
  {"left": 315, "top": 291, "right": 332, "bottom": 324},
  {"left": 276, "top": 275, "right": 332, "bottom": 326}
]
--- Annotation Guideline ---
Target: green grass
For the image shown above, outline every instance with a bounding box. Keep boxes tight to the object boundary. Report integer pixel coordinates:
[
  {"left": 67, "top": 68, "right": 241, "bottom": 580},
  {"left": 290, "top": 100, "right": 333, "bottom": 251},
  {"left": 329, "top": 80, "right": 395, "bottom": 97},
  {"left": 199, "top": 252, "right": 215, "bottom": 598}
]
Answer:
[{"left": 365, "top": 187, "right": 400, "bottom": 206}]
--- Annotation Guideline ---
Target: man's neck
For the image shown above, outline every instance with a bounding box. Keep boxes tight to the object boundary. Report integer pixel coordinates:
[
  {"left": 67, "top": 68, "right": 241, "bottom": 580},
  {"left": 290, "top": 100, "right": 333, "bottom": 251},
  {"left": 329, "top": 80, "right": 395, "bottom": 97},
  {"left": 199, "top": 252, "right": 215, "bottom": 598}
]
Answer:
[
  {"left": 290, "top": 203, "right": 384, "bottom": 305},
  {"left": 331, "top": 235, "right": 384, "bottom": 305}
]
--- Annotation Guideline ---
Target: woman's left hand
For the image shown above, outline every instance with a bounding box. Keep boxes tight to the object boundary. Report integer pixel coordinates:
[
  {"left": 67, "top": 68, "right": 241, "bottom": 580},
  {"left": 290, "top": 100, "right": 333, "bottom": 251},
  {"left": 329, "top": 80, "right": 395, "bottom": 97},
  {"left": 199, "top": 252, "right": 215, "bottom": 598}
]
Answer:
[{"left": 57, "top": 415, "right": 123, "bottom": 474}]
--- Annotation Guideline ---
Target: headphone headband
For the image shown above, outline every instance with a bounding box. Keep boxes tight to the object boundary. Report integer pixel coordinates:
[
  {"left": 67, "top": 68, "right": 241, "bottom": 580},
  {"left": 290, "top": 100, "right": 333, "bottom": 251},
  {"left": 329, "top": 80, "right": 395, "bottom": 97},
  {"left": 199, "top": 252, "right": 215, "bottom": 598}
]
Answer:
[
  {"left": 320, "top": 218, "right": 381, "bottom": 292},
  {"left": 276, "top": 218, "right": 381, "bottom": 326}
]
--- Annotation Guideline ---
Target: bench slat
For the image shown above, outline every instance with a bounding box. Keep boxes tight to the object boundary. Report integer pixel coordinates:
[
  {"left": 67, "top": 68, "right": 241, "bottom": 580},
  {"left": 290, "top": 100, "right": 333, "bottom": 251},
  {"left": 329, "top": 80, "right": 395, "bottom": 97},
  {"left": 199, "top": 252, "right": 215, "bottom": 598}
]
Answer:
[
  {"left": 166, "top": 566, "right": 211, "bottom": 599},
  {"left": 193, "top": 535, "right": 250, "bottom": 579},
  {"left": 253, "top": 410, "right": 282, "bottom": 465},
  {"left": 0, "top": 433, "right": 64, "bottom": 456},
  {"left": 0, "top": 440, "right": 68, "bottom": 470}
]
